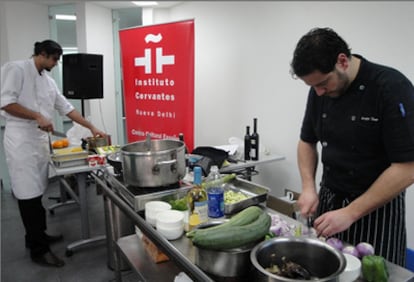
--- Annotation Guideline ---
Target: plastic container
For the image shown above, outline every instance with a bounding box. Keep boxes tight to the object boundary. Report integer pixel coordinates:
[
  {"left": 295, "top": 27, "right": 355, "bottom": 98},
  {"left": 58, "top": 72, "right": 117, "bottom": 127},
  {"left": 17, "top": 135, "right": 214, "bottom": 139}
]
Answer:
[{"left": 206, "top": 165, "right": 225, "bottom": 218}]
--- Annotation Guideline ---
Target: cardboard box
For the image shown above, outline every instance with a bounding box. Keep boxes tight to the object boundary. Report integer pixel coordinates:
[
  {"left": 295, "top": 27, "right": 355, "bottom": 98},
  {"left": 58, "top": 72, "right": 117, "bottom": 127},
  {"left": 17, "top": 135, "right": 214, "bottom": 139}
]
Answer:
[
  {"left": 266, "top": 189, "right": 300, "bottom": 218},
  {"left": 141, "top": 235, "right": 169, "bottom": 263}
]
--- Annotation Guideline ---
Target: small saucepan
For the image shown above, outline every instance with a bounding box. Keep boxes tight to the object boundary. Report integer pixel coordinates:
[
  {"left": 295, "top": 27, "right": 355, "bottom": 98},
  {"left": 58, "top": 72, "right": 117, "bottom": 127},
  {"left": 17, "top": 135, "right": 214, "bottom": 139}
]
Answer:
[{"left": 84, "top": 135, "right": 111, "bottom": 152}]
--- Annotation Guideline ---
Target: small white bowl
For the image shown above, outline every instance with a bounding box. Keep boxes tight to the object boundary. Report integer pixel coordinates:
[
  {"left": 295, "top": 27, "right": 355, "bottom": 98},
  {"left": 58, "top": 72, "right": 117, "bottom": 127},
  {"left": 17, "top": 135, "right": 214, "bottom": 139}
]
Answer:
[
  {"left": 156, "top": 225, "right": 183, "bottom": 240},
  {"left": 339, "top": 253, "right": 362, "bottom": 282},
  {"left": 156, "top": 210, "right": 184, "bottom": 229},
  {"left": 145, "top": 201, "right": 172, "bottom": 227}
]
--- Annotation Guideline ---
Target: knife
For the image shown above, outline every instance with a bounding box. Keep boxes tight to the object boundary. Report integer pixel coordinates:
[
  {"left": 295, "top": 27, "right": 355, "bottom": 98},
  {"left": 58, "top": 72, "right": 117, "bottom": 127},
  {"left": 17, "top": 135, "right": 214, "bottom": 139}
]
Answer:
[
  {"left": 38, "top": 126, "right": 67, "bottom": 138},
  {"left": 51, "top": 130, "right": 67, "bottom": 138}
]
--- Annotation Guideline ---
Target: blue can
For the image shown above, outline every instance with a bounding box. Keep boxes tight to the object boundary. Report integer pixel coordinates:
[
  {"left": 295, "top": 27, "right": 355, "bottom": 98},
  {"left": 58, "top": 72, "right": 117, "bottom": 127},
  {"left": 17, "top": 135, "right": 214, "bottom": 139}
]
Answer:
[{"left": 207, "top": 187, "right": 224, "bottom": 218}]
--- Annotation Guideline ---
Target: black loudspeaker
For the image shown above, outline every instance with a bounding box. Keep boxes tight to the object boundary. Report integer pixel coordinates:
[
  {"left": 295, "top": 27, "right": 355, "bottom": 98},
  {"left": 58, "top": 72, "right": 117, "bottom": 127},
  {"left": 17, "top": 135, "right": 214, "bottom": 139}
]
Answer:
[{"left": 62, "top": 53, "right": 103, "bottom": 99}]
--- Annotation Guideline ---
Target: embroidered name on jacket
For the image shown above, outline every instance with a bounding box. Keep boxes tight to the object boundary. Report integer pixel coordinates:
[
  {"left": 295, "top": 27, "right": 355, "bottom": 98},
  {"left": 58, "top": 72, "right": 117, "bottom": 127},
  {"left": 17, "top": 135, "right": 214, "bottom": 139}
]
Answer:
[{"left": 360, "top": 116, "right": 379, "bottom": 122}]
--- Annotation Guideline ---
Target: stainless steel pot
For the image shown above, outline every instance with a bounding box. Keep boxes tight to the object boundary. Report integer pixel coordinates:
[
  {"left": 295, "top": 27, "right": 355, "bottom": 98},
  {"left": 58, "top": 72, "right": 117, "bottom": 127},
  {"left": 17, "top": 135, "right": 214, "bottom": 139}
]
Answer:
[
  {"left": 250, "top": 237, "right": 346, "bottom": 282},
  {"left": 86, "top": 135, "right": 111, "bottom": 151},
  {"left": 121, "top": 139, "right": 186, "bottom": 187},
  {"left": 194, "top": 222, "right": 255, "bottom": 278}
]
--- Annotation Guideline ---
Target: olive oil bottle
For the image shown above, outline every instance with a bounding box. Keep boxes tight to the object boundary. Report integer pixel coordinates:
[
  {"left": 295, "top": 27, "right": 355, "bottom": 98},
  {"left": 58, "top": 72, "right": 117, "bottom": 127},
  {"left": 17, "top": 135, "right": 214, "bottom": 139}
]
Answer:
[{"left": 186, "top": 166, "right": 208, "bottom": 231}]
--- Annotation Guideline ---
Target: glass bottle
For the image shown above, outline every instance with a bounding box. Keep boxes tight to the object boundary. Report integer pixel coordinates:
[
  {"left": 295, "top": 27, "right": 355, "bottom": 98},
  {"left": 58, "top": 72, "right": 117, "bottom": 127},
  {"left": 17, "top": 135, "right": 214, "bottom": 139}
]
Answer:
[
  {"left": 186, "top": 166, "right": 208, "bottom": 230},
  {"left": 244, "top": 126, "right": 251, "bottom": 161},
  {"left": 250, "top": 118, "right": 259, "bottom": 160}
]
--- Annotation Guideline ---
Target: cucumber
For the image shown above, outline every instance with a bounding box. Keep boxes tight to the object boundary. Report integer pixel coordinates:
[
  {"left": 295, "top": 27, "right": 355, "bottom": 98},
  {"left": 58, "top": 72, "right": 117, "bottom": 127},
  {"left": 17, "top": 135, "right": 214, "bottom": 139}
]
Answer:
[
  {"left": 186, "top": 205, "right": 263, "bottom": 238},
  {"left": 192, "top": 211, "right": 271, "bottom": 250},
  {"left": 201, "top": 173, "right": 236, "bottom": 189}
]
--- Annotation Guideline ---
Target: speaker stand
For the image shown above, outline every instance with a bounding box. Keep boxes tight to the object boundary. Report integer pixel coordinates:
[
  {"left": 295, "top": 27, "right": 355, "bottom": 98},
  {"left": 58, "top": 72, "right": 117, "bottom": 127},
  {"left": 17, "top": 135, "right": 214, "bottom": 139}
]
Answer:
[{"left": 81, "top": 99, "right": 85, "bottom": 117}]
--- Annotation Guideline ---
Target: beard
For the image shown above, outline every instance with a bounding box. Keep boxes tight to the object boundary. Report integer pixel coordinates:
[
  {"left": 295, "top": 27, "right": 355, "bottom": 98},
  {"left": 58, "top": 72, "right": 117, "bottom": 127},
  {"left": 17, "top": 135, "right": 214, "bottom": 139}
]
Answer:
[{"left": 326, "top": 70, "right": 350, "bottom": 98}]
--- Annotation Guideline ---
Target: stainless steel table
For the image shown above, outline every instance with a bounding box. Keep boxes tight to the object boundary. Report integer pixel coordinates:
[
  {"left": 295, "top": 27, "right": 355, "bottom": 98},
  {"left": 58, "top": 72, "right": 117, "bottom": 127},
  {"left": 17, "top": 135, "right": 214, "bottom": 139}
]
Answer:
[
  {"left": 93, "top": 172, "right": 414, "bottom": 282},
  {"left": 49, "top": 163, "right": 106, "bottom": 256}
]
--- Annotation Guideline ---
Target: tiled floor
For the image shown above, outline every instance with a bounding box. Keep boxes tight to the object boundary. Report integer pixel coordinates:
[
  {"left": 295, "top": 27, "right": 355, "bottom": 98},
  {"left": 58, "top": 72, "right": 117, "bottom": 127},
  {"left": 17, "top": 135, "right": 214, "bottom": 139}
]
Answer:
[{"left": 1, "top": 178, "right": 136, "bottom": 282}]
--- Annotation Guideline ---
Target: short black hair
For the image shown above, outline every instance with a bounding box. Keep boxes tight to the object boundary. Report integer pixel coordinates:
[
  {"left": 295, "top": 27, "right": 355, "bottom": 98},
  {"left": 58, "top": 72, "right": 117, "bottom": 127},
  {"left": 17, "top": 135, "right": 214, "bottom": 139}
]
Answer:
[
  {"left": 291, "top": 27, "right": 351, "bottom": 77},
  {"left": 33, "top": 40, "right": 63, "bottom": 57}
]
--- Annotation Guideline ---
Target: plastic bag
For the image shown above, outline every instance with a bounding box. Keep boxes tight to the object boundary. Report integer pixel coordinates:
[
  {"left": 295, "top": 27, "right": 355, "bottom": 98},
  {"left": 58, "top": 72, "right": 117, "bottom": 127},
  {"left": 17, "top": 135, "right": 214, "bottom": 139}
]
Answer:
[{"left": 66, "top": 122, "right": 92, "bottom": 146}]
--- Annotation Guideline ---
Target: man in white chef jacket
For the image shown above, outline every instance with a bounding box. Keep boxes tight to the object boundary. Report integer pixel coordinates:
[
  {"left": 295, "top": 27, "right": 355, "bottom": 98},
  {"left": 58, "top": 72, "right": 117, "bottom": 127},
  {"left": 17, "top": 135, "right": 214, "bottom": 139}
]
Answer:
[{"left": 0, "top": 40, "right": 106, "bottom": 267}]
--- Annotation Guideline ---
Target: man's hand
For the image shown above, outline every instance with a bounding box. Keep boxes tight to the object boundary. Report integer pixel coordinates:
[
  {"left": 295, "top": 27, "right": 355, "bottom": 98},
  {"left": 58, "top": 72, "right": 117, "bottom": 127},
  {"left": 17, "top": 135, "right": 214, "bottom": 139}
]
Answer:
[
  {"left": 297, "top": 187, "right": 319, "bottom": 217},
  {"left": 313, "top": 208, "right": 354, "bottom": 237}
]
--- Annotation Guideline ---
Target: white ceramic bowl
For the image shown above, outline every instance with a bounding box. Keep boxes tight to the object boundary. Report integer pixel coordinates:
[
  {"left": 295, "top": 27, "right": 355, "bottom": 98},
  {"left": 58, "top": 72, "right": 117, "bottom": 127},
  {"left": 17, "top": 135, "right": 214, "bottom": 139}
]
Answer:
[
  {"left": 156, "top": 225, "right": 183, "bottom": 240},
  {"left": 156, "top": 210, "right": 184, "bottom": 229},
  {"left": 339, "top": 253, "right": 362, "bottom": 282},
  {"left": 156, "top": 210, "right": 184, "bottom": 240},
  {"left": 145, "top": 201, "right": 172, "bottom": 227}
]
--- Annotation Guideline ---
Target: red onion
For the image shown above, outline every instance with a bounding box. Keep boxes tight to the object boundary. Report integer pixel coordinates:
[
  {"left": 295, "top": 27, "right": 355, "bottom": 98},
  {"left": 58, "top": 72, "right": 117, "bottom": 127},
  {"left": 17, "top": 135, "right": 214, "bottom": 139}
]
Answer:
[
  {"left": 326, "top": 237, "right": 344, "bottom": 251},
  {"left": 356, "top": 242, "right": 375, "bottom": 257},
  {"left": 342, "top": 245, "right": 360, "bottom": 258}
]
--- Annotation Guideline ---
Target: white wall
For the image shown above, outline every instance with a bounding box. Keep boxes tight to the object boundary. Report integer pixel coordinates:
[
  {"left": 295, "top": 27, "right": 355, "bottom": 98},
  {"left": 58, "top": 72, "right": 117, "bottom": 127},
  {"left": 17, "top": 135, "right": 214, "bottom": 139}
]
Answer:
[
  {"left": 76, "top": 2, "right": 119, "bottom": 144},
  {"left": 0, "top": 2, "right": 50, "bottom": 64},
  {"left": 1, "top": 1, "right": 413, "bottom": 249},
  {"left": 151, "top": 1, "right": 414, "bottom": 248}
]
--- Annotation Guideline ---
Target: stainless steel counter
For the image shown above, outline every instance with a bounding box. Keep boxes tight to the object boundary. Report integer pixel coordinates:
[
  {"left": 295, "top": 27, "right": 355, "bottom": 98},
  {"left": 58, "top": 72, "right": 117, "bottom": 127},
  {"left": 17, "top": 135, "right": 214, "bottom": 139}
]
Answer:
[{"left": 92, "top": 171, "right": 414, "bottom": 282}]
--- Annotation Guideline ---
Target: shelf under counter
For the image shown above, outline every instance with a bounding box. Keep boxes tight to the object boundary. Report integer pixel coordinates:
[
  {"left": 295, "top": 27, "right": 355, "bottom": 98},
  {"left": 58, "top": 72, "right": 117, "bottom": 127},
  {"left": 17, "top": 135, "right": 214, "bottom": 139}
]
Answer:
[{"left": 117, "top": 234, "right": 182, "bottom": 281}]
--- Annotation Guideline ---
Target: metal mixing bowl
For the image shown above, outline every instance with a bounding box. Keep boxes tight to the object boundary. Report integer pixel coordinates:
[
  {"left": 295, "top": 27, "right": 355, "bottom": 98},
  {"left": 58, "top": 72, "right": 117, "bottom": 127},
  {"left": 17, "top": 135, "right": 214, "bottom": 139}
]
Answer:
[
  {"left": 250, "top": 237, "right": 346, "bottom": 282},
  {"left": 193, "top": 221, "right": 256, "bottom": 278}
]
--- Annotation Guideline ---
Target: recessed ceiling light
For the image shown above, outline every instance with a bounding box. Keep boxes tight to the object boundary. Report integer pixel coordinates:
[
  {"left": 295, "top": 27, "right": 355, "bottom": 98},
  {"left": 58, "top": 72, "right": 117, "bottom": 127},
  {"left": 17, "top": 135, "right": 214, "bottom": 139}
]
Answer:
[
  {"left": 132, "top": 1, "right": 158, "bottom": 7},
  {"left": 55, "top": 14, "right": 77, "bottom": 21}
]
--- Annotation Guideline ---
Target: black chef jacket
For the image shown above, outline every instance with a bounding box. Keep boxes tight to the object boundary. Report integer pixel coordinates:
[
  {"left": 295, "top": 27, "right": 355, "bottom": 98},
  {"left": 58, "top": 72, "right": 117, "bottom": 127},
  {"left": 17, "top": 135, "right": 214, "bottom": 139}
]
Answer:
[{"left": 300, "top": 55, "right": 414, "bottom": 196}]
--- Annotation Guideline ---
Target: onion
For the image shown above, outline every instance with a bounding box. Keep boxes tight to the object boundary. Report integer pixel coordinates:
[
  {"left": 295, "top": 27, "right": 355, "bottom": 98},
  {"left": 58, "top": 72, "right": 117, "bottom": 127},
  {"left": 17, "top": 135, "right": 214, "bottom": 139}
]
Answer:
[
  {"left": 356, "top": 242, "right": 375, "bottom": 257},
  {"left": 342, "top": 245, "right": 360, "bottom": 258},
  {"left": 326, "top": 237, "right": 344, "bottom": 251}
]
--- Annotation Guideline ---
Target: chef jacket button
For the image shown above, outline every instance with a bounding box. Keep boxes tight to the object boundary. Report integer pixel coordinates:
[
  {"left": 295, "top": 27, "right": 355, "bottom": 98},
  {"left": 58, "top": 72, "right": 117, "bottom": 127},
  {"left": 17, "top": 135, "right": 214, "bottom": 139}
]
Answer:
[
  {"left": 326, "top": 166, "right": 330, "bottom": 171},
  {"left": 359, "top": 85, "right": 365, "bottom": 91},
  {"left": 351, "top": 115, "right": 356, "bottom": 121},
  {"left": 348, "top": 170, "right": 355, "bottom": 176},
  {"left": 322, "top": 113, "right": 327, "bottom": 118},
  {"left": 322, "top": 141, "right": 328, "bottom": 147},
  {"left": 351, "top": 145, "right": 356, "bottom": 151}
]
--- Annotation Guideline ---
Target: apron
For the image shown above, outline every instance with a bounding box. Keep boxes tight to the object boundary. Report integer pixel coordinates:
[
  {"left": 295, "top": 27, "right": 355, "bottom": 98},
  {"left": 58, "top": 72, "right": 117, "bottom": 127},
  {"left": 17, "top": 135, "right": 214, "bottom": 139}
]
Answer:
[
  {"left": 318, "top": 186, "right": 407, "bottom": 266},
  {"left": 4, "top": 122, "right": 50, "bottom": 199}
]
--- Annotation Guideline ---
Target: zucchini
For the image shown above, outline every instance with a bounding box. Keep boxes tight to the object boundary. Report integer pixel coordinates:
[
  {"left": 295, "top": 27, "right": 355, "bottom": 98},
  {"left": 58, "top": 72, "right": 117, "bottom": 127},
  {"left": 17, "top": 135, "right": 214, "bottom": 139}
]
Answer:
[
  {"left": 201, "top": 173, "right": 236, "bottom": 189},
  {"left": 186, "top": 205, "right": 263, "bottom": 238},
  {"left": 192, "top": 211, "right": 271, "bottom": 250}
]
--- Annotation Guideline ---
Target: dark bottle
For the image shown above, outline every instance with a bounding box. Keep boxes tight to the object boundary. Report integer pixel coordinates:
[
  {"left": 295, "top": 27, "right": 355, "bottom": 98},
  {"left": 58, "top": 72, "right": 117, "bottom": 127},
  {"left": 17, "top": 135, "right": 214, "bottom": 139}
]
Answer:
[
  {"left": 179, "top": 133, "right": 189, "bottom": 154},
  {"left": 244, "top": 126, "right": 251, "bottom": 160},
  {"left": 250, "top": 118, "right": 259, "bottom": 160}
]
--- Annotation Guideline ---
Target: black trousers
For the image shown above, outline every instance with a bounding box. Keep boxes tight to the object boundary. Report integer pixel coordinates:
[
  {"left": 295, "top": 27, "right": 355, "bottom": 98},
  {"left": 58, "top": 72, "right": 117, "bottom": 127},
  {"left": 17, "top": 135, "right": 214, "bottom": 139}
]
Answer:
[{"left": 17, "top": 195, "right": 50, "bottom": 257}]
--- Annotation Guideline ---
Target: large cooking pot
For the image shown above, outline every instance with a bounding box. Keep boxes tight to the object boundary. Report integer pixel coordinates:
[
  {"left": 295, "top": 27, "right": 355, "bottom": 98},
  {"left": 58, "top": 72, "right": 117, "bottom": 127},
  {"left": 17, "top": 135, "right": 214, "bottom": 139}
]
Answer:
[
  {"left": 121, "top": 139, "right": 186, "bottom": 187},
  {"left": 250, "top": 237, "right": 346, "bottom": 282}
]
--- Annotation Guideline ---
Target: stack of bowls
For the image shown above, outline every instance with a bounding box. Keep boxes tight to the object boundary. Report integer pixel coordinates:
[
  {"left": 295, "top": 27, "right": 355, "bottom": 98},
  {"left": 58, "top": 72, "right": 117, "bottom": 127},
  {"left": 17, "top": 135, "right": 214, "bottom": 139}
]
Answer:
[
  {"left": 155, "top": 210, "right": 184, "bottom": 240},
  {"left": 145, "top": 201, "right": 172, "bottom": 227}
]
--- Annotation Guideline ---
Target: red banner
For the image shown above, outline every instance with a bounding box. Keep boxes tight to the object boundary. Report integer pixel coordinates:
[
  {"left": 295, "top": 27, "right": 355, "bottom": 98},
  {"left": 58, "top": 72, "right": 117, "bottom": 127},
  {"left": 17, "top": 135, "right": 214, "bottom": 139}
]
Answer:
[{"left": 119, "top": 20, "right": 194, "bottom": 150}]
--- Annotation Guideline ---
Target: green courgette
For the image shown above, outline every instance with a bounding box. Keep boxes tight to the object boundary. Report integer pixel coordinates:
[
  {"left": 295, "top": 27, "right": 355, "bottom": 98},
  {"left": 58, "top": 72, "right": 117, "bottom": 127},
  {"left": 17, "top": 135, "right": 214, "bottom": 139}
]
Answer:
[
  {"left": 362, "top": 255, "right": 389, "bottom": 282},
  {"left": 201, "top": 173, "right": 236, "bottom": 189},
  {"left": 186, "top": 205, "right": 263, "bottom": 238},
  {"left": 192, "top": 211, "right": 271, "bottom": 250}
]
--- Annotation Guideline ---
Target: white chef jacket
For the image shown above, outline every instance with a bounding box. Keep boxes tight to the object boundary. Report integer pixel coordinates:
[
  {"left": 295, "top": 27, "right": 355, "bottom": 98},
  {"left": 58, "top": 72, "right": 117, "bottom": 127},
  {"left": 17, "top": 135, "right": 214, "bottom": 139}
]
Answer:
[{"left": 1, "top": 58, "right": 74, "bottom": 199}]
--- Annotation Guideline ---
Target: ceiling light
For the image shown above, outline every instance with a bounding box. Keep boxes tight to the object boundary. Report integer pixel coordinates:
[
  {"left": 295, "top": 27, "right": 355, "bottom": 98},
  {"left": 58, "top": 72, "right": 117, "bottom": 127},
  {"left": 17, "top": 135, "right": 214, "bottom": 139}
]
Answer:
[
  {"left": 55, "top": 14, "right": 77, "bottom": 21},
  {"left": 132, "top": 1, "right": 158, "bottom": 7}
]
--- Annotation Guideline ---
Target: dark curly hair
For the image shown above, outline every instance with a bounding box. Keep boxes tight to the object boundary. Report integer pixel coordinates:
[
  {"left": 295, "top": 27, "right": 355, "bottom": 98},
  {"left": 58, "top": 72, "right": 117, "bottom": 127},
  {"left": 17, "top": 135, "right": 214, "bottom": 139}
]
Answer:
[
  {"left": 33, "top": 40, "right": 63, "bottom": 57},
  {"left": 290, "top": 28, "right": 351, "bottom": 77}
]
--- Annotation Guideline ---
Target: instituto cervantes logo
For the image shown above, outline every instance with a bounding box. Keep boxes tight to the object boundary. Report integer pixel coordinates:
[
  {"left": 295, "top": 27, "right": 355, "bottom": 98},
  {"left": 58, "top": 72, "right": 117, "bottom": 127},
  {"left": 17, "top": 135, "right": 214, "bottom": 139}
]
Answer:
[{"left": 134, "top": 33, "right": 175, "bottom": 74}]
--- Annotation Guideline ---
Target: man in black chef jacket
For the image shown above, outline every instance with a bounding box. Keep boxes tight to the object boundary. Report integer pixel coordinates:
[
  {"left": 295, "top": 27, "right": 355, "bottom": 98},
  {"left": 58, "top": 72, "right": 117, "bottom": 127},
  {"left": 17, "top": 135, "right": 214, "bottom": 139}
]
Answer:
[{"left": 291, "top": 27, "right": 414, "bottom": 266}]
